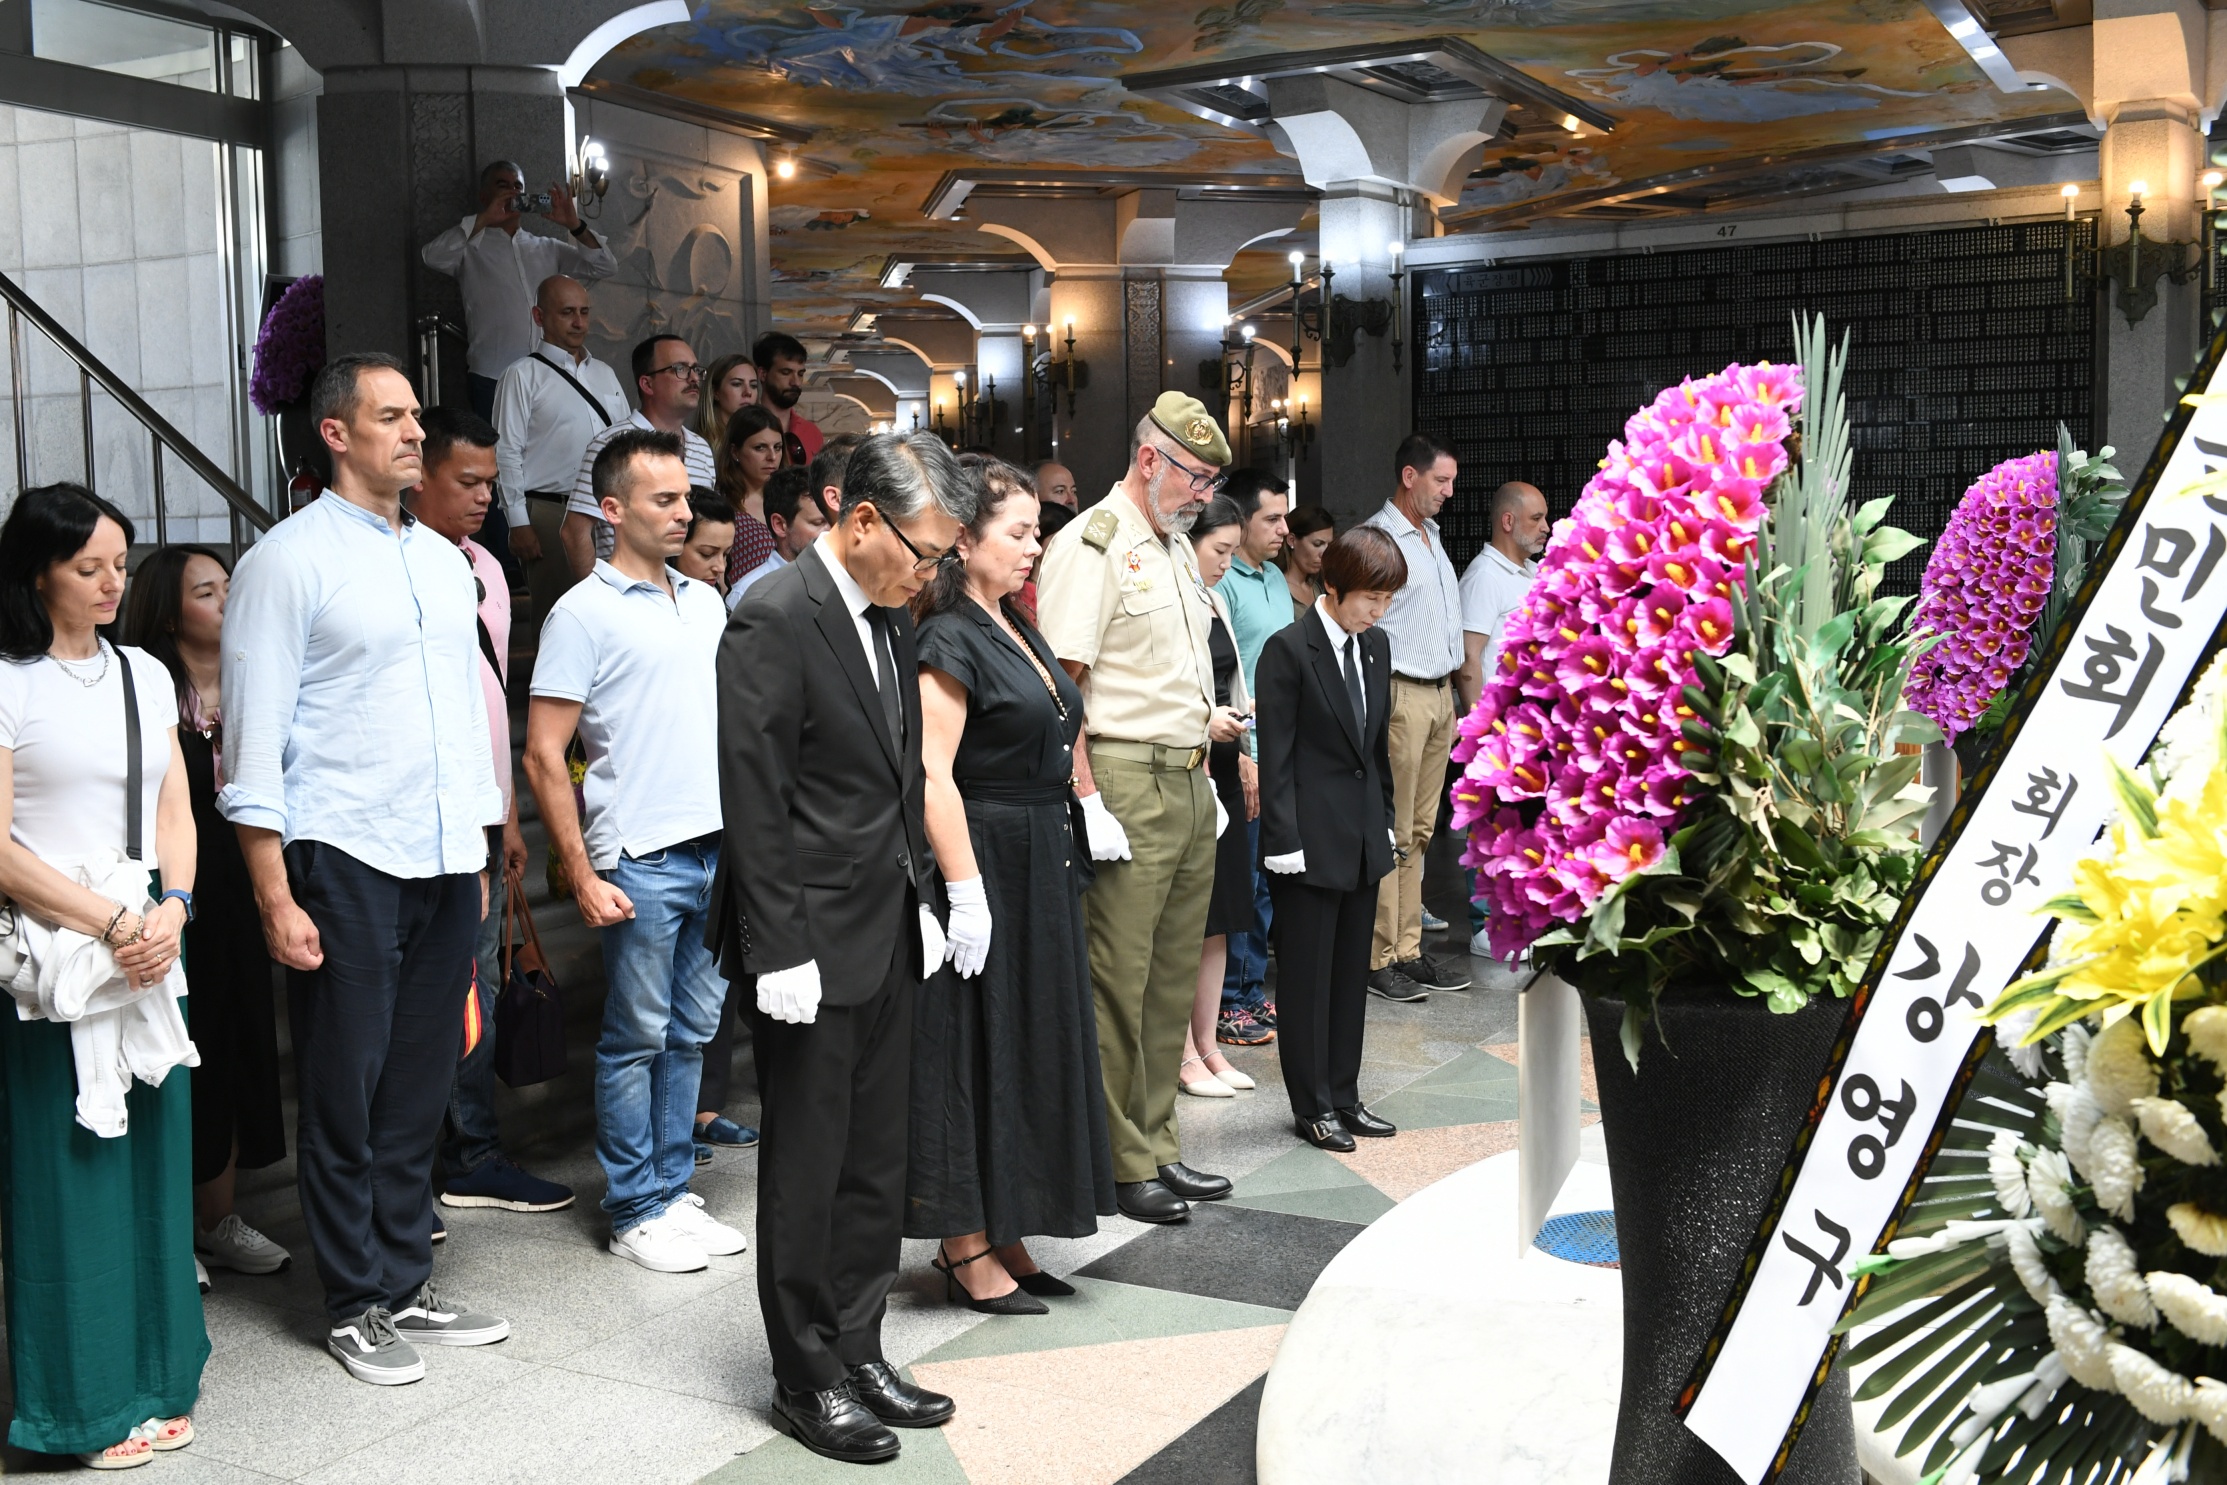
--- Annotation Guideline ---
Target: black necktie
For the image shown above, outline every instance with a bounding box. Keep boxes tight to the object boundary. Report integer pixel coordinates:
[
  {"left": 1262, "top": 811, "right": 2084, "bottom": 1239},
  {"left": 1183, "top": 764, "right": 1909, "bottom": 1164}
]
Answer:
[
  {"left": 1342, "top": 633, "right": 1365, "bottom": 731},
  {"left": 867, "top": 607, "right": 904, "bottom": 747}
]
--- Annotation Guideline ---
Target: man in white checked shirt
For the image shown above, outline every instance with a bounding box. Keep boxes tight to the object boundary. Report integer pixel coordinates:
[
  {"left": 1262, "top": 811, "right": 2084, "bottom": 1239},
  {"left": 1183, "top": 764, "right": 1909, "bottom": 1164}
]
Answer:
[
  {"left": 1357, "top": 433, "right": 1473, "bottom": 1001},
  {"left": 492, "top": 275, "right": 631, "bottom": 620},
  {"left": 560, "top": 334, "right": 718, "bottom": 580}
]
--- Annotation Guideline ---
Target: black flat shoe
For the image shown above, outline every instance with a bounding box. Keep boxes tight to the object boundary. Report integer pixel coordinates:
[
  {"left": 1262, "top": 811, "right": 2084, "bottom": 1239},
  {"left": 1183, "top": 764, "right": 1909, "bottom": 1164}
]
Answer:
[
  {"left": 1116, "top": 1179, "right": 1191, "bottom": 1224},
  {"left": 1296, "top": 1117, "right": 1356, "bottom": 1152},
  {"left": 769, "top": 1383, "right": 900, "bottom": 1463},
  {"left": 846, "top": 1361, "right": 955, "bottom": 1428},
  {"left": 1337, "top": 1103, "right": 1397, "bottom": 1138},
  {"left": 1155, "top": 1162, "right": 1231, "bottom": 1201},
  {"left": 932, "top": 1243, "right": 1048, "bottom": 1315},
  {"left": 1012, "top": 1271, "right": 1076, "bottom": 1298}
]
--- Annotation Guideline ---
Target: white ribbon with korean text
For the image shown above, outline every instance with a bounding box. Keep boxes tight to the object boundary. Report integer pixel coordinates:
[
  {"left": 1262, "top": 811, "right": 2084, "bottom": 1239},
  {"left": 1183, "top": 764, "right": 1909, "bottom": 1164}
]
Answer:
[{"left": 1684, "top": 387, "right": 2227, "bottom": 1483}]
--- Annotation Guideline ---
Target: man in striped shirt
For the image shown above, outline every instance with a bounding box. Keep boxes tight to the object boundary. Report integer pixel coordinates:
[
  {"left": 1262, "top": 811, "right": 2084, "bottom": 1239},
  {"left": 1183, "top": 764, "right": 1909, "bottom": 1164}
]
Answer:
[{"left": 561, "top": 334, "right": 717, "bottom": 579}]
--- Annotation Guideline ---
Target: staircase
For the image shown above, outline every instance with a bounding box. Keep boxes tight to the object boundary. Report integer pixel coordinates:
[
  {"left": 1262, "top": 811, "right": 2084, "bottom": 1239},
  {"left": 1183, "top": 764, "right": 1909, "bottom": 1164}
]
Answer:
[{"left": 0, "top": 266, "right": 273, "bottom": 552}]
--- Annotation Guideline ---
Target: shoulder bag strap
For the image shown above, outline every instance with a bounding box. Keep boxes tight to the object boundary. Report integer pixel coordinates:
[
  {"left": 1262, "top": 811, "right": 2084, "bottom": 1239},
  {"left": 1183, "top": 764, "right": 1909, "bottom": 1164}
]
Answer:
[
  {"left": 119, "top": 647, "right": 143, "bottom": 862},
  {"left": 533, "top": 352, "right": 615, "bottom": 429}
]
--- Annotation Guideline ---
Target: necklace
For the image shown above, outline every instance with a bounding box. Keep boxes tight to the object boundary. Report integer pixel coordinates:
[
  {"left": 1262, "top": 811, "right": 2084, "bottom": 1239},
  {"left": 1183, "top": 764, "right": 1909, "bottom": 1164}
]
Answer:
[
  {"left": 50, "top": 641, "right": 110, "bottom": 689},
  {"left": 989, "top": 603, "right": 1067, "bottom": 721}
]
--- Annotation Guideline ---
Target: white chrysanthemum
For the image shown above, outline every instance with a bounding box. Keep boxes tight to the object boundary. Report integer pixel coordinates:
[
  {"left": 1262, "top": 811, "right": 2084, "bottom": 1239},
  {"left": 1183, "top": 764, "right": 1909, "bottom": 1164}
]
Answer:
[
  {"left": 2088, "top": 1017, "right": 2161, "bottom": 1119},
  {"left": 2133, "top": 1097, "right": 2220, "bottom": 1167},
  {"left": 2029, "top": 1146, "right": 2088, "bottom": 1244},
  {"left": 2064, "top": 1024, "right": 2094, "bottom": 1087},
  {"left": 2187, "top": 1007, "right": 2227, "bottom": 1075},
  {"left": 2148, "top": 649, "right": 2227, "bottom": 789},
  {"left": 2006, "top": 1222, "right": 2060, "bottom": 1305},
  {"left": 2147, "top": 1271, "right": 2227, "bottom": 1347},
  {"left": 2087, "top": 1226, "right": 2158, "bottom": 1327},
  {"left": 2109, "top": 1342, "right": 2197, "bottom": 1425},
  {"left": 2192, "top": 1378, "right": 2227, "bottom": 1446},
  {"left": 2048, "top": 1081, "right": 2105, "bottom": 1181},
  {"left": 1997, "top": 1007, "right": 2048, "bottom": 1079},
  {"left": 2168, "top": 1202, "right": 2227, "bottom": 1258},
  {"left": 1989, "top": 1129, "right": 2033, "bottom": 1216},
  {"left": 2089, "top": 1116, "right": 2147, "bottom": 1222},
  {"left": 2047, "top": 1295, "right": 2118, "bottom": 1389}
]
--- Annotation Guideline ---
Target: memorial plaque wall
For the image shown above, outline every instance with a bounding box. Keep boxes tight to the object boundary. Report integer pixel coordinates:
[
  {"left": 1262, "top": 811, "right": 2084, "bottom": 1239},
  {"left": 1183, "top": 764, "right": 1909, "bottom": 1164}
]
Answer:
[{"left": 1414, "top": 220, "right": 2098, "bottom": 593}]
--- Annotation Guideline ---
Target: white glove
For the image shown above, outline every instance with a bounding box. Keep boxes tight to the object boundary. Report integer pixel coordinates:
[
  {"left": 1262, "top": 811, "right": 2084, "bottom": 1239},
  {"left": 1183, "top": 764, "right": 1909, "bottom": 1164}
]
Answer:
[
  {"left": 1079, "top": 790, "right": 1132, "bottom": 862},
  {"left": 1214, "top": 791, "right": 1229, "bottom": 839},
  {"left": 1264, "top": 850, "right": 1306, "bottom": 874},
  {"left": 757, "top": 960, "right": 822, "bottom": 1025},
  {"left": 919, "top": 904, "right": 946, "bottom": 970},
  {"left": 943, "top": 876, "right": 990, "bottom": 979}
]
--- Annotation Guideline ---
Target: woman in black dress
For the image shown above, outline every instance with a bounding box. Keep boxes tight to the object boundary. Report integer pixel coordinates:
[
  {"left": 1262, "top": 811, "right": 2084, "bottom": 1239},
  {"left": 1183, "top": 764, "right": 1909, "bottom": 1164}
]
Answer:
[
  {"left": 123, "top": 547, "right": 291, "bottom": 1280},
  {"left": 909, "top": 457, "right": 1115, "bottom": 1314},
  {"left": 1182, "top": 499, "right": 1260, "bottom": 1097}
]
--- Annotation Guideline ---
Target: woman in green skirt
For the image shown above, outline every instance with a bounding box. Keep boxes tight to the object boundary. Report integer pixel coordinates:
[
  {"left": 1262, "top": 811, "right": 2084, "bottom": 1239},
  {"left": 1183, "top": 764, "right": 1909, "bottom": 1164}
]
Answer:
[{"left": 0, "top": 483, "right": 208, "bottom": 1468}]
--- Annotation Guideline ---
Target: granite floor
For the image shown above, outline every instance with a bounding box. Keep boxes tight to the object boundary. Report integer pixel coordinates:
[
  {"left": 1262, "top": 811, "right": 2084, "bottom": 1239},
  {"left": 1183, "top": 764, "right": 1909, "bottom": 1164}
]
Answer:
[{"left": 0, "top": 833, "right": 1532, "bottom": 1485}]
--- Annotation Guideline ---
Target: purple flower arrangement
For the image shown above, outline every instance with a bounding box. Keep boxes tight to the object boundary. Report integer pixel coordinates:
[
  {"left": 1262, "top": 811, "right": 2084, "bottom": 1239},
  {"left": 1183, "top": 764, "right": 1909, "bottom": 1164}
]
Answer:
[
  {"left": 1901, "top": 450, "right": 2058, "bottom": 744},
  {"left": 1452, "top": 361, "right": 1801, "bottom": 959},
  {"left": 249, "top": 275, "right": 326, "bottom": 416}
]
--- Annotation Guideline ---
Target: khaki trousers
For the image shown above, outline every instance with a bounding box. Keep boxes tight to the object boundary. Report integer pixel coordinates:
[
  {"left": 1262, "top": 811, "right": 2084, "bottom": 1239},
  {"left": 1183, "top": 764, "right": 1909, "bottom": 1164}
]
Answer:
[
  {"left": 1373, "top": 676, "right": 1456, "bottom": 969},
  {"left": 1083, "top": 751, "right": 1216, "bottom": 1183},
  {"left": 523, "top": 496, "right": 575, "bottom": 626}
]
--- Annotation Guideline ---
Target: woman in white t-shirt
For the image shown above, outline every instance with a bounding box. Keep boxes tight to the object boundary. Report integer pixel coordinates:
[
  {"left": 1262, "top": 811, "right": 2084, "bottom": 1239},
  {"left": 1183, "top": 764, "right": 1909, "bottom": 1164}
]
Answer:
[{"left": 0, "top": 483, "right": 206, "bottom": 1469}]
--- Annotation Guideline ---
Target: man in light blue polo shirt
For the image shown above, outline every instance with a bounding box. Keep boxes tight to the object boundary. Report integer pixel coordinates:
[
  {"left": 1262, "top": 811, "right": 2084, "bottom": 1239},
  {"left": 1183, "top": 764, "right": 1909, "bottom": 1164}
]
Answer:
[
  {"left": 1210, "top": 469, "right": 1291, "bottom": 1045},
  {"left": 522, "top": 428, "right": 744, "bottom": 1278}
]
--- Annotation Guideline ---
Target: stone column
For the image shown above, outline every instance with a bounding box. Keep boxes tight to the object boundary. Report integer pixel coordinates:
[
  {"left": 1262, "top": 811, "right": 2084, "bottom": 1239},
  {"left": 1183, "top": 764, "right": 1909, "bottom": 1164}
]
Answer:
[{"left": 910, "top": 266, "right": 1040, "bottom": 462}]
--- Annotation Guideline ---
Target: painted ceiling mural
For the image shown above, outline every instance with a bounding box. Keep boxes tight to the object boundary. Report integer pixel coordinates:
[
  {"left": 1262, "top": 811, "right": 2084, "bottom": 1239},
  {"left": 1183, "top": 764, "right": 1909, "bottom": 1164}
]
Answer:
[{"left": 593, "top": 0, "right": 2080, "bottom": 338}]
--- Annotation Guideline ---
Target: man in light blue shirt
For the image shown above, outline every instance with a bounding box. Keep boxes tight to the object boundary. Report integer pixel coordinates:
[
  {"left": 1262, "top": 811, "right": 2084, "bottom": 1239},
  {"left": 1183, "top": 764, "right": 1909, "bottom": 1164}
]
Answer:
[
  {"left": 220, "top": 353, "right": 509, "bottom": 1387},
  {"left": 1210, "top": 470, "right": 1292, "bottom": 1045},
  {"left": 1358, "top": 433, "right": 1473, "bottom": 1000}
]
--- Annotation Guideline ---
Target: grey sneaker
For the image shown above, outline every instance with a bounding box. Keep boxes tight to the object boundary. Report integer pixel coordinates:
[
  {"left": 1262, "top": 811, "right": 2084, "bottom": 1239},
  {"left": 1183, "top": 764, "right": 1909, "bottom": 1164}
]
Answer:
[
  {"left": 327, "top": 1307, "right": 425, "bottom": 1385},
  {"left": 196, "top": 1213, "right": 291, "bottom": 1274},
  {"left": 391, "top": 1282, "right": 511, "bottom": 1347}
]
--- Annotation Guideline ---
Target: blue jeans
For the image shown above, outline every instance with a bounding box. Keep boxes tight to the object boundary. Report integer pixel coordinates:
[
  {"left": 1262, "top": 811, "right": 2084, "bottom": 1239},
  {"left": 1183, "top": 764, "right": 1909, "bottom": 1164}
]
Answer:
[
  {"left": 594, "top": 839, "right": 727, "bottom": 1233},
  {"left": 440, "top": 896, "right": 503, "bottom": 1178},
  {"left": 1220, "top": 819, "right": 1273, "bottom": 1016}
]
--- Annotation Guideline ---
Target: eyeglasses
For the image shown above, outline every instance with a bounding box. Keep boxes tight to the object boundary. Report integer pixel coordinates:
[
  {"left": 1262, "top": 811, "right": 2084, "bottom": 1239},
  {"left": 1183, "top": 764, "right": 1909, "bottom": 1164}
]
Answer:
[
  {"left": 868, "top": 504, "right": 953, "bottom": 573},
  {"left": 1158, "top": 445, "right": 1227, "bottom": 495},
  {"left": 650, "top": 362, "right": 705, "bottom": 382}
]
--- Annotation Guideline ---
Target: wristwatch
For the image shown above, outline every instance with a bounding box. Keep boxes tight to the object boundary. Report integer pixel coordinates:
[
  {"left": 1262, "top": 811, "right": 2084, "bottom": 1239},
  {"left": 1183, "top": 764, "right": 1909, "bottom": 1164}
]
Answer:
[
  {"left": 569, "top": 222, "right": 592, "bottom": 240},
  {"left": 159, "top": 887, "right": 195, "bottom": 923}
]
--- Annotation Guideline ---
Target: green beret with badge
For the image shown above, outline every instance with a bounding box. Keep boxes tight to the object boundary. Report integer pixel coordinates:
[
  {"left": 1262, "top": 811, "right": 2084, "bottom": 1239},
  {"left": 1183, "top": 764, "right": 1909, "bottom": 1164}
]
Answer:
[{"left": 1148, "top": 391, "right": 1231, "bottom": 468}]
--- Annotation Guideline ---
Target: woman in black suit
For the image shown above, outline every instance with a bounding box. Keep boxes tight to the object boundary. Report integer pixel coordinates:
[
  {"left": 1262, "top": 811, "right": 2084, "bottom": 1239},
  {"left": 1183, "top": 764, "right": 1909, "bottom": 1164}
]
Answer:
[{"left": 1254, "top": 527, "right": 1408, "bottom": 1152}]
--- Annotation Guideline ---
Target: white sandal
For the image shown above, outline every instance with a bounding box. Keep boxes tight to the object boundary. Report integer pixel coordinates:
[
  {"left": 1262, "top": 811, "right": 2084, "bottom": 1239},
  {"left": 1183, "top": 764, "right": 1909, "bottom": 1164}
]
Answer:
[
  {"left": 142, "top": 1415, "right": 194, "bottom": 1451},
  {"left": 1179, "top": 1055, "right": 1234, "bottom": 1097},
  {"left": 1204, "top": 1056, "right": 1255, "bottom": 1091},
  {"left": 76, "top": 1436, "right": 153, "bottom": 1470}
]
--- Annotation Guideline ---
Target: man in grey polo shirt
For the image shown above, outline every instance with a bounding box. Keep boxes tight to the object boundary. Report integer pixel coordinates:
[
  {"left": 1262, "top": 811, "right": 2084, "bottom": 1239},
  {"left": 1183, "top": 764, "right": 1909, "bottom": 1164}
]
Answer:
[
  {"left": 522, "top": 427, "right": 743, "bottom": 1276},
  {"left": 1358, "top": 433, "right": 1473, "bottom": 1001}
]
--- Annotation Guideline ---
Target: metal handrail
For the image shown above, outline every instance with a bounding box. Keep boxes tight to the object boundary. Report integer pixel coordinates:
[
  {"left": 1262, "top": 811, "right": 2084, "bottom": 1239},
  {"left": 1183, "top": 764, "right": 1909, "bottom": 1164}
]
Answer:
[{"left": 1, "top": 266, "right": 273, "bottom": 545}]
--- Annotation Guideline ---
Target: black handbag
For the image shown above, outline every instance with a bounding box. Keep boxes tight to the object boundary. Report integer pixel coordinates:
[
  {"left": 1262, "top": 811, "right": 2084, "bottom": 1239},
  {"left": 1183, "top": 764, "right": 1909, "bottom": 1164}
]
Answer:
[{"left": 493, "top": 877, "right": 567, "bottom": 1088}]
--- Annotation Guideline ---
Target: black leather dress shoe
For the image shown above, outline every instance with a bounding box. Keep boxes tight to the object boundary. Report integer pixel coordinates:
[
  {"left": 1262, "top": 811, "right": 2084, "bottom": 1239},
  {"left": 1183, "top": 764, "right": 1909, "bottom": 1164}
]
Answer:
[
  {"left": 1336, "top": 1103, "right": 1398, "bottom": 1139},
  {"left": 1155, "top": 1162, "right": 1231, "bottom": 1201},
  {"left": 847, "top": 1361, "right": 955, "bottom": 1428},
  {"left": 769, "top": 1383, "right": 900, "bottom": 1463},
  {"left": 1296, "top": 1117, "right": 1356, "bottom": 1152},
  {"left": 1116, "top": 1179, "right": 1191, "bottom": 1224}
]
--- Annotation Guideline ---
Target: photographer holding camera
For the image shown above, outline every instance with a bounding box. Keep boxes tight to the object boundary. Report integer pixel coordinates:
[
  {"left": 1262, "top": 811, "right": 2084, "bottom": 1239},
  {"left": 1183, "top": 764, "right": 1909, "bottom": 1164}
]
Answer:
[{"left": 422, "top": 161, "right": 615, "bottom": 422}]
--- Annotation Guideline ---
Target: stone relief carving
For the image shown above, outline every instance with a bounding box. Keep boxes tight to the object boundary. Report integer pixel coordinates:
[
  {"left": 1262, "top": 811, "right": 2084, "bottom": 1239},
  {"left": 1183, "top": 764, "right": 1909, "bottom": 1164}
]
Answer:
[{"left": 586, "top": 156, "right": 751, "bottom": 364}]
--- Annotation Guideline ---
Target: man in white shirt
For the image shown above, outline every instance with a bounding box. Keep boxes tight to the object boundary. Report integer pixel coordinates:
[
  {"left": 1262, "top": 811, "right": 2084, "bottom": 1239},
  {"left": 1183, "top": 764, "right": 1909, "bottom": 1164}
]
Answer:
[
  {"left": 220, "top": 353, "right": 510, "bottom": 1385},
  {"left": 493, "top": 275, "right": 630, "bottom": 620},
  {"left": 1358, "top": 433, "right": 1473, "bottom": 1000},
  {"left": 522, "top": 428, "right": 744, "bottom": 1276},
  {"left": 1459, "top": 481, "right": 1549, "bottom": 690},
  {"left": 562, "top": 335, "right": 718, "bottom": 580},
  {"left": 419, "top": 161, "right": 614, "bottom": 416},
  {"left": 1457, "top": 480, "right": 1549, "bottom": 965}
]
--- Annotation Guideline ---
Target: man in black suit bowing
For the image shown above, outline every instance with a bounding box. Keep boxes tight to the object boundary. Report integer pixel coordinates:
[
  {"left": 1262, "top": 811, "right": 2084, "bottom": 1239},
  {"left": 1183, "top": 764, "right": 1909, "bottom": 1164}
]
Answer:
[{"left": 712, "top": 431, "right": 976, "bottom": 1463}]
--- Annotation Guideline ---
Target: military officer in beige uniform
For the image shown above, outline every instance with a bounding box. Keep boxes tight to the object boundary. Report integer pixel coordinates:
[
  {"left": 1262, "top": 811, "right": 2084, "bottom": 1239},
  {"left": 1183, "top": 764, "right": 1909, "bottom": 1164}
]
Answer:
[{"left": 1038, "top": 392, "right": 1244, "bottom": 1224}]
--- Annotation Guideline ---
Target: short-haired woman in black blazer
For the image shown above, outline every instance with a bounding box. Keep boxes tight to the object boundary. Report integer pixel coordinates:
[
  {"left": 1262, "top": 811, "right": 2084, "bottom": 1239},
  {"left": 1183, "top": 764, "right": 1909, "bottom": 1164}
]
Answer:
[{"left": 1254, "top": 527, "right": 1407, "bottom": 1152}]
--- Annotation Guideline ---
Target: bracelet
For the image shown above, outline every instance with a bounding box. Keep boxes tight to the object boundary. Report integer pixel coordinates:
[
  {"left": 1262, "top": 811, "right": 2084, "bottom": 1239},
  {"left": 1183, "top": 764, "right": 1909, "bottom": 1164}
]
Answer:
[{"left": 102, "top": 904, "right": 127, "bottom": 944}]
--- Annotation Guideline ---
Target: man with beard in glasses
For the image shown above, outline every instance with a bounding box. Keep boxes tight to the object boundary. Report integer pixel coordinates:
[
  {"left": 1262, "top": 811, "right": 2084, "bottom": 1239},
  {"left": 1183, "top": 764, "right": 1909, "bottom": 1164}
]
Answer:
[
  {"left": 753, "top": 332, "right": 823, "bottom": 467},
  {"left": 1036, "top": 393, "right": 1238, "bottom": 1227}
]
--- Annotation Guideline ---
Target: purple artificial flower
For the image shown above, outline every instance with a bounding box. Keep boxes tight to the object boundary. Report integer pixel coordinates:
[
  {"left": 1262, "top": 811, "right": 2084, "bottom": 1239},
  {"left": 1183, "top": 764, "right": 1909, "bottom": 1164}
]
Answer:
[
  {"left": 1904, "top": 450, "right": 2059, "bottom": 743},
  {"left": 250, "top": 275, "right": 326, "bottom": 415}
]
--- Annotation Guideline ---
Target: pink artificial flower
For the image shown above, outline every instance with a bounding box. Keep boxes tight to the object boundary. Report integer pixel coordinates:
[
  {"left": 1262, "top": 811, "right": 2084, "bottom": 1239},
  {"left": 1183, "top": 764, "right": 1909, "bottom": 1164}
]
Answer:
[
  {"left": 1589, "top": 818, "right": 1667, "bottom": 882},
  {"left": 1682, "top": 596, "right": 1738, "bottom": 656}
]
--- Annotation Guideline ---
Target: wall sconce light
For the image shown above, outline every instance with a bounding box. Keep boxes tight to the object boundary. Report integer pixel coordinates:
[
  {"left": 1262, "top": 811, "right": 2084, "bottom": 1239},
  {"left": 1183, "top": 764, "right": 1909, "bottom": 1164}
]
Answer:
[
  {"left": 571, "top": 137, "right": 610, "bottom": 215},
  {"left": 2205, "top": 171, "right": 2224, "bottom": 297},
  {"left": 1387, "top": 239, "right": 1406, "bottom": 375},
  {"left": 2096, "top": 176, "right": 2199, "bottom": 327},
  {"left": 1032, "top": 316, "right": 1084, "bottom": 420},
  {"left": 775, "top": 154, "right": 797, "bottom": 180}
]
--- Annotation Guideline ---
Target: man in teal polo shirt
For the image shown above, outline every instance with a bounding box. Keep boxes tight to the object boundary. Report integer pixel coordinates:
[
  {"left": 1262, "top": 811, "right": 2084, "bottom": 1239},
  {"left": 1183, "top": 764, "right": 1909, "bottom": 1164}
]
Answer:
[{"left": 1209, "top": 469, "right": 1292, "bottom": 1045}]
